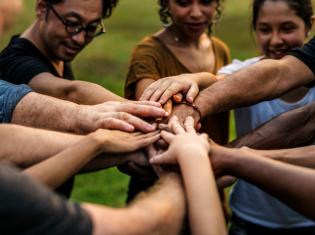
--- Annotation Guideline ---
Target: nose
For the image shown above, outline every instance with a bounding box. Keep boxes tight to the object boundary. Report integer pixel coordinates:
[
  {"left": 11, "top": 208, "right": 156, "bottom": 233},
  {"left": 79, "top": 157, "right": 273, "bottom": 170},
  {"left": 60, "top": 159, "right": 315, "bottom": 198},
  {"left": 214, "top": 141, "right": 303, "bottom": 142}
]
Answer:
[
  {"left": 270, "top": 31, "right": 284, "bottom": 47},
  {"left": 71, "top": 31, "right": 87, "bottom": 46},
  {"left": 190, "top": 3, "right": 203, "bottom": 19}
]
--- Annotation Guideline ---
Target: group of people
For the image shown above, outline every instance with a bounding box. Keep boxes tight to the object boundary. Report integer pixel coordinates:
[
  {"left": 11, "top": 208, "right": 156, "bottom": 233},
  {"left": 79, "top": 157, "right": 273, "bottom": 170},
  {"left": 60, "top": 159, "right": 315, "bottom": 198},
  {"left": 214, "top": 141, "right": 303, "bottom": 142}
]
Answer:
[{"left": 2, "top": 0, "right": 315, "bottom": 234}]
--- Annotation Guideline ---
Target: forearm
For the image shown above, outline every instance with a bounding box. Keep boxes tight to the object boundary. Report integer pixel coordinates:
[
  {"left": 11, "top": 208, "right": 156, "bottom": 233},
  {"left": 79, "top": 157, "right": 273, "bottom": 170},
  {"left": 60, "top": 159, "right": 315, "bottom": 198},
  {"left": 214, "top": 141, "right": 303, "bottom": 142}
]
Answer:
[
  {"left": 193, "top": 72, "right": 217, "bottom": 89},
  {"left": 195, "top": 57, "right": 312, "bottom": 117},
  {"left": 179, "top": 150, "right": 226, "bottom": 235},
  {"left": 225, "top": 147, "right": 315, "bottom": 220},
  {"left": 24, "top": 134, "right": 102, "bottom": 189},
  {"left": 249, "top": 145, "right": 315, "bottom": 168},
  {"left": 11, "top": 92, "right": 82, "bottom": 132},
  {"left": 0, "top": 124, "right": 82, "bottom": 167},
  {"left": 70, "top": 80, "right": 125, "bottom": 104},
  {"left": 86, "top": 173, "right": 185, "bottom": 235},
  {"left": 228, "top": 102, "right": 315, "bottom": 149}
]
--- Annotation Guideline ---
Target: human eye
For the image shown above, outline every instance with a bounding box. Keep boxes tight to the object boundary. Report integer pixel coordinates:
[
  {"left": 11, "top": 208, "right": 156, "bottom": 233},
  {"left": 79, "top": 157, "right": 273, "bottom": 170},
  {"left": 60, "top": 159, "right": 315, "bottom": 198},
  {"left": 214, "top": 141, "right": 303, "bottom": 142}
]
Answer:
[
  {"left": 200, "top": 0, "right": 214, "bottom": 6},
  {"left": 175, "top": 0, "right": 190, "bottom": 7},
  {"left": 257, "top": 25, "right": 271, "bottom": 34},
  {"left": 281, "top": 23, "right": 297, "bottom": 34},
  {"left": 65, "top": 19, "right": 81, "bottom": 29}
]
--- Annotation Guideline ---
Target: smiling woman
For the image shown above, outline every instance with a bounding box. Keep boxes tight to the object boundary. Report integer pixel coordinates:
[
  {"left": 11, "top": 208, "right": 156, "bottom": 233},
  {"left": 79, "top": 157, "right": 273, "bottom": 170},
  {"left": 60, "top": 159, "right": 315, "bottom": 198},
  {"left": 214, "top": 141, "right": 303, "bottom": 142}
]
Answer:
[{"left": 217, "top": 0, "right": 315, "bottom": 234}]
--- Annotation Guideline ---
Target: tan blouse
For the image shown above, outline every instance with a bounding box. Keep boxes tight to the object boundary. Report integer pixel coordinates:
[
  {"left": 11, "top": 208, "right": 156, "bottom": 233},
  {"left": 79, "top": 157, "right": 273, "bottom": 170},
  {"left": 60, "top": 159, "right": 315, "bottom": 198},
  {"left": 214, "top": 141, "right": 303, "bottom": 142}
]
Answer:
[{"left": 125, "top": 35, "right": 231, "bottom": 144}]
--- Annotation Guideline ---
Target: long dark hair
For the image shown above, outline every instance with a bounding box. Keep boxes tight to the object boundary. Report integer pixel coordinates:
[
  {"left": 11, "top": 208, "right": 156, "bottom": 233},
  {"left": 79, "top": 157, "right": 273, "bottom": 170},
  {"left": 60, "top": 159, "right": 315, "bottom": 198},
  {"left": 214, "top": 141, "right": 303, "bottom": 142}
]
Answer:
[{"left": 252, "top": 0, "right": 313, "bottom": 30}]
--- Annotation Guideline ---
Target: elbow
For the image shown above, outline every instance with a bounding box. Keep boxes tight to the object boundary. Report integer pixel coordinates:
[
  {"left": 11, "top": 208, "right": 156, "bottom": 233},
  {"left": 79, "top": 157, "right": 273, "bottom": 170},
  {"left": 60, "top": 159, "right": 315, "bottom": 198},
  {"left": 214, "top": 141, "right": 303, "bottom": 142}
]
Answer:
[{"left": 58, "top": 81, "right": 81, "bottom": 103}]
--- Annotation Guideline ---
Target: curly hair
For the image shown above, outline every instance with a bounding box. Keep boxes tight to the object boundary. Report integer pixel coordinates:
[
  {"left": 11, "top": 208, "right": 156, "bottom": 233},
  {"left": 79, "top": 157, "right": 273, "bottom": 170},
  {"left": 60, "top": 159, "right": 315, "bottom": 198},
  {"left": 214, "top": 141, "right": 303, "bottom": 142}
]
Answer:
[
  {"left": 158, "top": 0, "right": 224, "bottom": 33},
  {"left": 45, "top": 0, "right": 118, "bottom": 19}
]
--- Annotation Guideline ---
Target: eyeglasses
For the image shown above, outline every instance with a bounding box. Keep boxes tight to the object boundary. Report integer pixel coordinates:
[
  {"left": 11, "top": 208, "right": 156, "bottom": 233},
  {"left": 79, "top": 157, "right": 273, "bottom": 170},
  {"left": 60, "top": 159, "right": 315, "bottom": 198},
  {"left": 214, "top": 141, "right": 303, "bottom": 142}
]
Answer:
[{"left": 48, "top": 3, "right": 106, "bottom": 40}]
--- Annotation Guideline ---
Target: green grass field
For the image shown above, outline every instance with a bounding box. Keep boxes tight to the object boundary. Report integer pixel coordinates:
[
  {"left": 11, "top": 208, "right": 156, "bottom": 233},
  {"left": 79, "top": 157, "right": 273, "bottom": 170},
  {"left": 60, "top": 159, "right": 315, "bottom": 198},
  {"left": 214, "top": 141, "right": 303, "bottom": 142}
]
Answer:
[{"left": 1, "top": 0, "right": 313, "bottom": 207}]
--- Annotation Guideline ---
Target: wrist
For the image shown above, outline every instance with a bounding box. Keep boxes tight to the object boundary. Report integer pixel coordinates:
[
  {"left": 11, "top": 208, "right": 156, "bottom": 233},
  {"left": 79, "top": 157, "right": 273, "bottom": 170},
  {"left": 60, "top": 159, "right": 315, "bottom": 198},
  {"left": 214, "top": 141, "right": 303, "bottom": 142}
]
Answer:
[{"left": 178, "top": 102, "right": 202, "bottom": 121}]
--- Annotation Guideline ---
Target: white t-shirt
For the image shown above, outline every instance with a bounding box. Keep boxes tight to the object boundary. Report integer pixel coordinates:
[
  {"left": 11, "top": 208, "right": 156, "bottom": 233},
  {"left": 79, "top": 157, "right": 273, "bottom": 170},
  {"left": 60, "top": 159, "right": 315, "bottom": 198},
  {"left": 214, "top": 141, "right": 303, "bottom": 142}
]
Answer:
[{"left": 218, "top": 57, "right": 315, "bottom": 228}]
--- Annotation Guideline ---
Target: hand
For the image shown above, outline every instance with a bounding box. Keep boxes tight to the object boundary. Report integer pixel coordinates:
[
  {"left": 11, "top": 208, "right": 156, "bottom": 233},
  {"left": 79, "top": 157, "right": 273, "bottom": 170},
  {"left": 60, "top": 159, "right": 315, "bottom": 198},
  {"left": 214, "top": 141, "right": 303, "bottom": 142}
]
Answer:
[
  {"left": 76, "top": 101, "right": 168, "bottom": 133},
  {"left": 117, "top": 151, "right": 157, "bottom": 179},
  {"left": 140, "top": 74, "right": 200, "bottom": 104},
  {"left": 170, "top": 103, "right": 201, "bottom": 128},
  {"left": 91, "top": 129, "right": 160, "bottom": 153},
  {"left": 150, "top": 116, "right": 210, "bottom": 165}
]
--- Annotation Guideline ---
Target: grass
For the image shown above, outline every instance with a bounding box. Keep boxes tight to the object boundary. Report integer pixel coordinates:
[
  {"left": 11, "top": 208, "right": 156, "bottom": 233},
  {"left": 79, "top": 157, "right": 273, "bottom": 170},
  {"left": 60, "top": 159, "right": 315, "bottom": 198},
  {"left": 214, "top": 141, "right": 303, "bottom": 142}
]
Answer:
[{"left": 2, "top": 0, "right": 314, "bottom": 207}]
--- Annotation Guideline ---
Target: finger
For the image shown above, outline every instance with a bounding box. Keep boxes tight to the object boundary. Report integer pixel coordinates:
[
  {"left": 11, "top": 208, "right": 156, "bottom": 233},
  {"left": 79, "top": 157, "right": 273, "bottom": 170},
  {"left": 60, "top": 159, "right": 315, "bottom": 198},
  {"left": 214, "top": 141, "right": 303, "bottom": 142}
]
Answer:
[
  {"left": 159, "top": 84, "right": 182, "bottom": 104},
  {"left": 150, "top": 152, "right": 171, "bottom": 165},
  {"left": 135, "top": 134, "right": 161, "bottom": 149},
  {"left": 163, "top": 100, "right": 173, "bottom": 115},
  {"left": 158, "top": 123, "right": 172, "bottom": 132},
  {"left": 172, "top": 93, "right": 183, "bottom": 103},
  {"left": 100, "top": 118, "right": 135, "bottom": 132},
  {"left": 150, "top": 83, "right": 171, "bottom": 104},
  {"left": 186, "top": 83, "right": 199, "bottom": 103},
  {"left": 132, "top": 100, "right": 162, "bottom": 108},
  {"left": 140, "top": 82, "right": 160, "bottom": 101},
  {"left": 170, "top": 116, "right": 185, "bottom": 134},
  {"left": 118, "top": 104, "right": 167, "bottom": 118},
  {"left": 196, "top": 122, "right": 202, "bottom": 131},
  {"left": 184, "top": 116, "right": 196, "bottom": 133},
  {"left": 160, "top": 130, "right": 175, "bottom": 143},
  {"left": 116, "top": 112, "right": 156, "bottom": 132}
]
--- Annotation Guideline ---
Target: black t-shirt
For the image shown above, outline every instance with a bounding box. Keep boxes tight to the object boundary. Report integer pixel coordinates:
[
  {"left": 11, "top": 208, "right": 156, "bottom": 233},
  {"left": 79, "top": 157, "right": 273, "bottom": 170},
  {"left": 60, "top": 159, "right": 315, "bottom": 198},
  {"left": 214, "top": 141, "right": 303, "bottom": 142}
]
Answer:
[
  {"left": 0, "top": 164, "right": 93, "bottom": 235},
  {"left": 289, "top": 36, "right": 315, "bottom": 87},
  {"left": 0, "top": 36, "right": 74, "bottom": 84},
  {"left": 0, "top": 36, "right": 75, "bottom": 197}
]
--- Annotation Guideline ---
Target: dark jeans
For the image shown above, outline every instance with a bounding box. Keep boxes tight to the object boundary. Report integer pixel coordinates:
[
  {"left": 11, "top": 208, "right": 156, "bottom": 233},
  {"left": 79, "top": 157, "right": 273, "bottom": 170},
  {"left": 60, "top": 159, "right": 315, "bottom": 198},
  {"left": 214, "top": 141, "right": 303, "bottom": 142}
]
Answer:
[{"left": 229, "top": 214, "right": 315, "bottom": 235}]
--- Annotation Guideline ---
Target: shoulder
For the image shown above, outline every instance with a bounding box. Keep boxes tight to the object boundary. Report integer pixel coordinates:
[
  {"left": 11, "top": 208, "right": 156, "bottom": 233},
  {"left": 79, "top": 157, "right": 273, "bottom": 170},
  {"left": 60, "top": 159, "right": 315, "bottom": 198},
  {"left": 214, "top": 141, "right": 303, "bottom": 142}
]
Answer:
[
  {"left": 131, "top": 36, "right": 167, "bottom": 58},
  {"left": 218, "top": 57, "right": 261, "bottom": 75},
  {"left": 211, "top": 36, "right": 230, "bottom": 55}
]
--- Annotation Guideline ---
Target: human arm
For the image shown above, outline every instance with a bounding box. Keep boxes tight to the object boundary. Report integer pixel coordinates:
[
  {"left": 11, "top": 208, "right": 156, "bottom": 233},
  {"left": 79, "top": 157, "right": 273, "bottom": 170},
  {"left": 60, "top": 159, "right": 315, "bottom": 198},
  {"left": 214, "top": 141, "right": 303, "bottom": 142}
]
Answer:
[
  {"left": 83, "top": 172, "right": 185, "bottom": 235},
  {"left": 24, "top": 129, "right": 160, "bottom": 189},
  {"left": 210, "top": 144, "right": 315, "bottom": 220},
  {"left": 29, "top": 73, "right": 125, "bottom": 104},
  {"left": 150, "top": 117, "right": 227, "bottom": 235},
  {"left": 140, "top": 72, "right": 217, "bottom": 104},
  {"left": 11, "top": 92, "right": 167, "bottom": 133},
  {"left": 194, "top": 56, "right": 314, "bottom": 118},
  {"left": 228, "top": 101, "right": 315, "bottom": 149}
]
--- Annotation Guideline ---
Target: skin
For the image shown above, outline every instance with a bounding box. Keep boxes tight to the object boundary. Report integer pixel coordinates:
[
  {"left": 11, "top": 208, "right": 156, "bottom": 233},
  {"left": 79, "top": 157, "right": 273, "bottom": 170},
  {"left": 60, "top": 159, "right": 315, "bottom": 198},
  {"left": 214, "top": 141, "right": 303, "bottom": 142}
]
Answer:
[
  {"left": 150, "top": 116, "right": 227, "bottom": 235},
  {"left": 83, "top": 172, "right": 185, "bottom": 235},
  {"left": 209, "top": 143, "right": 315, "bottom": 220},
  {"left": 228, "top": 100, "right": 315, "bottom": 149},
  {"left": 0, "top": 0, "right": 23, "bottom": 35},
  {"left": 24, "top": 128, "right": 160, "bottom": 189},
  {"left": 11, "top": 92, "right": 167, "bottom": 134},
  {"left": 137, "top": 0, "right": 220, "bottom": 106}
]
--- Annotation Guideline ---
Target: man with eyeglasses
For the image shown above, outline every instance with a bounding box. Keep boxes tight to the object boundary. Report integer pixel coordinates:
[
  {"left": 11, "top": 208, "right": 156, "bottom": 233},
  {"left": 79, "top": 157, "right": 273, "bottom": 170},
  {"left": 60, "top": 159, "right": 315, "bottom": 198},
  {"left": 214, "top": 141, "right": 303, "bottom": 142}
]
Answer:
[{"left": 0, "top": 0, "right": 126, "bottom": 105}]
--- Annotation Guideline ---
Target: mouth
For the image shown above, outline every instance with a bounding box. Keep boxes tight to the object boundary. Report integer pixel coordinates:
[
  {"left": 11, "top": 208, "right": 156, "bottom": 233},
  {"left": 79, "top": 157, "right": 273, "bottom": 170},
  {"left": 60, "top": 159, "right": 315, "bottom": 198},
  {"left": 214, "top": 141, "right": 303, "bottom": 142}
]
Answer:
[
  {"left": 185, "top": 22, "right": 207, "bottom": 32},
  {"left": 268, "top": 49, "right": 289, "bottom": 59},
  {"left": 63, "top": 43, "right": 82, "bottom": 56}
]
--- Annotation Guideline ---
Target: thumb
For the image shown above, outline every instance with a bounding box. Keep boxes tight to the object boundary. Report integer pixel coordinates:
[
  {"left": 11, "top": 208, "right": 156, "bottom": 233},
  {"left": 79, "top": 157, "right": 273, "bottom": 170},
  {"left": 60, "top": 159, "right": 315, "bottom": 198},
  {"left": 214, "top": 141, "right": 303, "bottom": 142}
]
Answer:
[{"left": 150, "top": 151, "right": 171, "bottom": 165}]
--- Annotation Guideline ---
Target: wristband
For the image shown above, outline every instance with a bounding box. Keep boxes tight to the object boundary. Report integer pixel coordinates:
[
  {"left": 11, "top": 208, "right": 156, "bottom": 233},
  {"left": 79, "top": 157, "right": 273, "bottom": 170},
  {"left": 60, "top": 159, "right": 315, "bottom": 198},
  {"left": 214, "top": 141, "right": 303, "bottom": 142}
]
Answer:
[{"left": 178, "top": 102, "right": 202, "bottom": 120}]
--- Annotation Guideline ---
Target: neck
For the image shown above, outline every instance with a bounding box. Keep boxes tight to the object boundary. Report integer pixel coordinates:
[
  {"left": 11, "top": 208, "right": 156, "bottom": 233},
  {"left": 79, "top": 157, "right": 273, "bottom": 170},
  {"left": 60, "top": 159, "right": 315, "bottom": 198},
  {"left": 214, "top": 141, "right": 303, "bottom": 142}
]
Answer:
[
  {"left": 21, "top": 21, "right": 64, "bottom": 71},
  {"left": 165, "top": 26, "right": 205, "bottom": 48}
]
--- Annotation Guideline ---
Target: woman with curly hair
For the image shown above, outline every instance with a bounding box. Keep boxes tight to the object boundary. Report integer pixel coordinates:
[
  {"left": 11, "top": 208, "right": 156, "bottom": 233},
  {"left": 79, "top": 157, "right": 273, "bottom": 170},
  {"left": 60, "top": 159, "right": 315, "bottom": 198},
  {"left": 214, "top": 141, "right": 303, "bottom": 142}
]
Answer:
[{"left": 124, "top": 0, "right": 230, "bottom": 203}]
